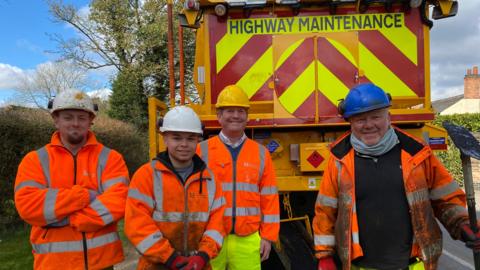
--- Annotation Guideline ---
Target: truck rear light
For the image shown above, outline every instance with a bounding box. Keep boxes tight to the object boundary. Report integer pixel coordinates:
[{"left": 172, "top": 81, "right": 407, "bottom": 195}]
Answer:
[
  {"left": 409, "top": 0, "right": 422, "bottom": 8},
  {"left": 226, "top": 0, "right": 246, "bottom": 7},
  {"left": 214, "top": 4, "right": 227, "bottom": 17},
  {"left": 226, "top": 0, "right": 267, "bottom": 7},
  {"left": 275, "top": 0, "right": 299, "bottom": 4},
  {"left": 184, "top": 0, "right": 199, "bottom": 10}
]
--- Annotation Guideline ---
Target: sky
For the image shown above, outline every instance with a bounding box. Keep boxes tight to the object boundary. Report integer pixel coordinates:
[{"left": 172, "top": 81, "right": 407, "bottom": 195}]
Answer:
[
  {"left": 0, "top": 0, "right": 109, "bottom": 106},
  {"left": 0, "top": 0, "right": 479, "bottom": 106}
]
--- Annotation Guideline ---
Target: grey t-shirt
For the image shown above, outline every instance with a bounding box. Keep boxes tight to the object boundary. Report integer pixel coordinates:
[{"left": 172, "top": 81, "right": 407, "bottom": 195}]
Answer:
[{"left": 175, "top": 162, "right": 194, "bottom": 183}]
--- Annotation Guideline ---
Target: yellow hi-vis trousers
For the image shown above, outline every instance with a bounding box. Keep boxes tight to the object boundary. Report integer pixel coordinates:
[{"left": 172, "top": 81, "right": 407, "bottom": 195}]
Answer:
[
  {"left": 210, "top": 232, "right": 261, "bottom": 270},
  {"left": 351, "top": 258, "right": 425, "bottom": 270}
]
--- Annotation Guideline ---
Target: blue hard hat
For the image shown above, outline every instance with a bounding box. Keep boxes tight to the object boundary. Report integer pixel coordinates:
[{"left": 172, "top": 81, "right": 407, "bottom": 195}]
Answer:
[{"left": 338, "top": 83, "right": 391, "bottom": 119}]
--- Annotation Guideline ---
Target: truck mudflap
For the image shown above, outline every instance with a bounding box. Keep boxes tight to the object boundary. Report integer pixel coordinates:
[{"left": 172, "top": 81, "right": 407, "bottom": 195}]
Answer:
[{"left": 263, "top": 219, "right": 317, "bottom": 270}]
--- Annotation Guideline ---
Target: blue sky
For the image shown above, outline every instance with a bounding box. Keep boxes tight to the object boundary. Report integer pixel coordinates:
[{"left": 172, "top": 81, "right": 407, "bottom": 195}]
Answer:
[
  {"left": 0, "top": 0, "right": 479, "bottom": 106},
  {"left": 0, "top": 0, "right": 110, "bottom": 104}
]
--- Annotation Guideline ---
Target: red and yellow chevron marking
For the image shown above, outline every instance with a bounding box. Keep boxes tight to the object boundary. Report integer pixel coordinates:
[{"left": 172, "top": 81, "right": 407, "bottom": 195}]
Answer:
[{"left": 208, "top": 7, "right": 425, "bottom": 120}]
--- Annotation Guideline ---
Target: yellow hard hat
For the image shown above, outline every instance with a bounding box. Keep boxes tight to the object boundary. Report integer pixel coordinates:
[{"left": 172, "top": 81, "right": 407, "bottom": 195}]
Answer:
[{"left": 216, "top": 85, "right": 250, "bottom": 108}]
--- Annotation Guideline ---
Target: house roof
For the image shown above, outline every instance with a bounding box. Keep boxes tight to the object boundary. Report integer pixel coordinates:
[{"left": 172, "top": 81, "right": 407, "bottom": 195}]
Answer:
[{"left": 431, "top": 94, "right": 464, "bottom": 113}]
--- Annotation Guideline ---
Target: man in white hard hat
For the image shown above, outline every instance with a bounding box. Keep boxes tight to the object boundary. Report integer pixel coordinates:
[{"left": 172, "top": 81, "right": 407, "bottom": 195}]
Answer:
[
  {"left": 14, "top": 89, "right": 130, "bottom": 270},
  {"left": 125, "top": 106, "right": 225, "bottom": 270}
]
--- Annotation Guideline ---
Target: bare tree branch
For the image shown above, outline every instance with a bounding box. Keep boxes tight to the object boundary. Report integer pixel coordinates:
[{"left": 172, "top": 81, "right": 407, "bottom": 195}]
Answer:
[{"left": 14, "top": 61, "right": 91, "bottom": 109}]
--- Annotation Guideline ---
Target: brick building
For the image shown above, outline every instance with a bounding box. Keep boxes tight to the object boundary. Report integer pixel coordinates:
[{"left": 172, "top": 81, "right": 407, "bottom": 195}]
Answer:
[
  {"left": 432, "top": 65, "right": 480, "bottom": 208},
  {"left": 436, "top": 66, "right": 480, "bottom": 115}
]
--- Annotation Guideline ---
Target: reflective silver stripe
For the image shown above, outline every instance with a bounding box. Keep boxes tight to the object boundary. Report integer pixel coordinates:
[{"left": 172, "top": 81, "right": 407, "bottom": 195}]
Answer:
[
  {"left": 236, "top": 182, "right": 258, "bottom": 192},
  {"left": 224, "top": 207, "right": 260, "bottom": 217},
  {"left": 352, "top": 232, "right": 359, "bottom": 244},
  {"left": 128, "top": 188, "right": 155, "bottom": 209},
  {"left": 206, "top": 168, "right": 216, "bottom": 211},
  {"left": 90, "top": 199, "right": 114, "bottom": 225},
  {"left": 440, "top": 204, "right": 467, "bottom": 223},
  {"left": 97, "top": 146, "right": 111, "bottom": 194},
  {"left": 430, "top": 181, "right": 460, "bottom": 200},
  {"left": 204, "top": 229, "right": 224, "bottom": 246},
  {"left": 153, "top": 211, "right": 209, "bottom": 222},
  {"left": 152, "top": 161, "right": 164, "bottom": 212},
  {"left": 421, "top": 241, "right": 442, "bottom": 260},
  {"left": 136, "top": 231, "right": 163, "bottom": 254},
  {"left": 211, "top": 197, "right": 226, "bottom": 211},
  {"left": 199, "top": 140, "right": 209, "bottom": 164},
  {"left": 102, "top": 176, "right": 128, "bottom": 191},
  {"left": 14, "top": 180, "right": 46, "bottom": 193},
  {"left": 222, "top": 182, "right": 258, "bottom": 192},
  {"left": 352, "top": 203, "right": 357, "bottom": 213},
  {"left": 44, "top": 189, "right": 58, "bottom": 223},
  {"left": 316, "top": 194, "right": 338, "bottom": 208},
  {"left": 314, "top": 235, "right": 335, "bottom": 246},
  {"left": 262, "top": 214, "right": 279, "bottom": 223},
  {"left": 258, "top": 144, "right": 265, "bottom": 181},
  {"left": 32, "top": 231, "right": 119, "bottom": 254},
  {"left": 37, "top": 147, "right": 51, "bottom": 187},
  {"left": 222, "top": 183, "right": 232, "bottom": 191},
  {"left": 88, "top": 232, "right": 119, "bottom": 249},
  {"left": 260, "top": 186, "right": 278, "bottom": 195},
  {"left": 189, "top": 212, "right": 209, "bottom": 222},
  {"left": 153, "top": 211, "right": 183, "bottom": 222},
  {"left": 335, "top": 160, "right": 341, "bottom": 187},
  {"left": 406, "top": 188, "right": 429, "bottom": 205}
]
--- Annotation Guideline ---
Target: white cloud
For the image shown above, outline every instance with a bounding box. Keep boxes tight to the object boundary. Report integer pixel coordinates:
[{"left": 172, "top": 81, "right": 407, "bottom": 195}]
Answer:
[
  {"left": 0, "top": 63, "right": 27, "bottom": 90},
  {"left": 78, "top": 5, "right": 90, "bottom": 19},
  {"left": 87, "top": 88, "right": 112, "bottom": 101},
  {"left": 430, "top": 0, "right": 480, "bottom": 99}
]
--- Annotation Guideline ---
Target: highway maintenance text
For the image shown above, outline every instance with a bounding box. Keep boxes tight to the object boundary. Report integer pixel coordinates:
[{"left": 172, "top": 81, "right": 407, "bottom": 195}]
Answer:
[{"left": 228, "top": 13, "right": 404, "bottom": 35}]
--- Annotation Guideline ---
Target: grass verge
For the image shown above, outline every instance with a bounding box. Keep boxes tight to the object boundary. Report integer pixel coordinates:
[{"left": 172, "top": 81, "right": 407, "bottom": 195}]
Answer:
[{"left": 0, "top": 226, "right": 33, "bottom": 270}]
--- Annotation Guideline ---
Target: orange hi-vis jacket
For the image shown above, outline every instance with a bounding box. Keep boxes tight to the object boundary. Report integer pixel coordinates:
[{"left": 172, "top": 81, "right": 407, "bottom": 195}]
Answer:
[
  {"left": 313, "top": 127, "right": 468, "bottom": 270},
  {"left": 14, "top": 131, "right": 129, "bottom": 270},
  {"left": 124, "top": 152, "right": 225, "bottom": 268},
  {"left": 198, "top": 136, "right": 280, "bottom": 242}
]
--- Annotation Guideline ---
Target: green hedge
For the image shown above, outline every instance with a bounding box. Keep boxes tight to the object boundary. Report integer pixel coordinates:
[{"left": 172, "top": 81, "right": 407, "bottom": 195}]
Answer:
[
  {"left": 433, "top": 113, "right": 480, "bottom": 186},
  {"left": 0, "top": 107, "right": 148, "bottom": 231}
]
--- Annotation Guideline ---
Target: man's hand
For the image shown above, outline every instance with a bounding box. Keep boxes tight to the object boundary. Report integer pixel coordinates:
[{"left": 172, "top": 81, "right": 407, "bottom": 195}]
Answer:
[
  {"left": 166, "top": 253, "right": 189, "bottom": 270},
  {"left": 260, "top": 238, "right": 272, "bottom": 261},
  {"left": 181, "top": 254, "right": 207, "bottom": 270},
  {"left": 461, "top": 223, "right": 480, "bottom": 252},
  {"left": 318, "top": 256, "right": 336, "bottom": 270}
]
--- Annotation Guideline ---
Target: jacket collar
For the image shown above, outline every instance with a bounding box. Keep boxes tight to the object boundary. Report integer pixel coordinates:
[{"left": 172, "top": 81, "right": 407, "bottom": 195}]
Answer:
[
  {"left": 330, "top": 126, "right": 429, "bottom": 163},
  {"left": 50, "top": 130, "right": 98, "bottom": 148},
  {"left": 154, "top": 151, "right": 209, "bottom": 179}
]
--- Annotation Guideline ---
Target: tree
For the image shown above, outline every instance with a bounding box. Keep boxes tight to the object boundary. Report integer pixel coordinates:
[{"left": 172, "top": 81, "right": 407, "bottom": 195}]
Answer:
[
  {"left": 48, "top": 0, "right": 197, "bottom": 128},
  {"left": 108, "top": 67, "right": 149, "bottom": 129},
  {"left": 14, "top": 60, "right": 90, "bottom": 109}
]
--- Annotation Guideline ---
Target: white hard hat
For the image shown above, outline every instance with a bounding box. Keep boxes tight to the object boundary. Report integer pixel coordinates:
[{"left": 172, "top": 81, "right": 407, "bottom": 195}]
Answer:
[
  {"left": 49, "top": 89, "right": 98, "bottom": 115},
  {"left": 160, "top": 106, "right": 203, "bottom": 135}
]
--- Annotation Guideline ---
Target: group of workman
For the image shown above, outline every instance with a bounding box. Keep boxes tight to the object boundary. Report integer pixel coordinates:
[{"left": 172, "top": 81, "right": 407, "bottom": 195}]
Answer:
[{"left": 13, "top": 83, "right": 480, "bottom": 270}]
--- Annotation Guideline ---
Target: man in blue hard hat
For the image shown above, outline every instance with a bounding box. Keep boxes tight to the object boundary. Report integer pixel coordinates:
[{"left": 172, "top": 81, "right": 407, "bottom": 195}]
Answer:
[{"left": 312, "top": 83, "right": 479, "bottom": 270}]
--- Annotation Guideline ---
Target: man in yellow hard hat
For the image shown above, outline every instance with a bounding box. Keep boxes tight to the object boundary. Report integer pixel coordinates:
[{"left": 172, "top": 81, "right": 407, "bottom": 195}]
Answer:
[{"left": 197, "top": 85, "right": 280, "bottom": 270}]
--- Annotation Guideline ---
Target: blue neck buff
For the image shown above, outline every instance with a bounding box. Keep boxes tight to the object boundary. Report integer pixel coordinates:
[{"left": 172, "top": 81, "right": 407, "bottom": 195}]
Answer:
[{"left": 350, "top": 127, "right": 399, "bottom": 156}]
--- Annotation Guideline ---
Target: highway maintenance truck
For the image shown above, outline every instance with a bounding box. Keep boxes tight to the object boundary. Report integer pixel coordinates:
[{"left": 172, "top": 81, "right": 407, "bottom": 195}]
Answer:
[{"left": 148, "top": 0, "right": 458, "bottom": 268}]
